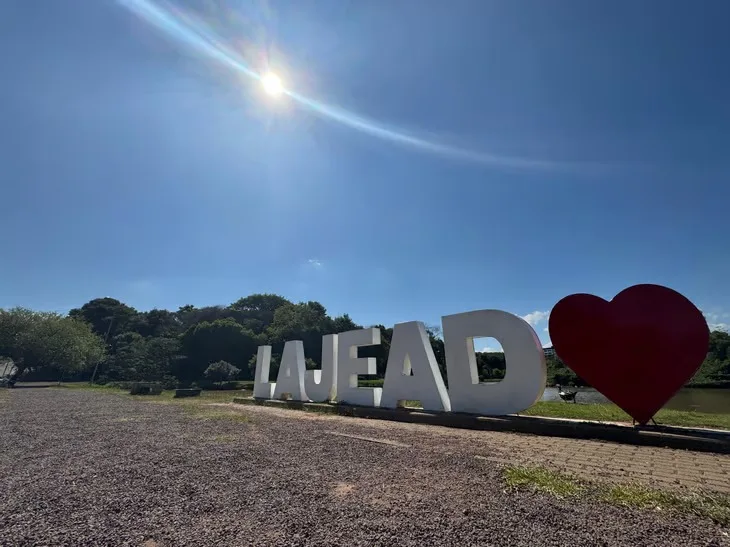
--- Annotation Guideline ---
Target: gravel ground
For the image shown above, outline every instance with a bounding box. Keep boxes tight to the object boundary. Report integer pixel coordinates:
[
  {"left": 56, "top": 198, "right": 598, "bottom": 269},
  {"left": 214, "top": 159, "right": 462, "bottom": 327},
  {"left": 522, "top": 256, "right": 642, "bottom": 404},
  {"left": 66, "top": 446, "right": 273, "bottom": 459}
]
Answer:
[{"left": 1, "top": 388, "right": 728, "bottom": 547}]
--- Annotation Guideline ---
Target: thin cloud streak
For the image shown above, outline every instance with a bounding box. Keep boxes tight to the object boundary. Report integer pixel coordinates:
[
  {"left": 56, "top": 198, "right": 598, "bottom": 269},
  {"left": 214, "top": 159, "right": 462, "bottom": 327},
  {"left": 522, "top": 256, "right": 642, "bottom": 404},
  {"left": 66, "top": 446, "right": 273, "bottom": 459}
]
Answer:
[{"left": 116, "top": 0, "right": 600, "bottom": 173}]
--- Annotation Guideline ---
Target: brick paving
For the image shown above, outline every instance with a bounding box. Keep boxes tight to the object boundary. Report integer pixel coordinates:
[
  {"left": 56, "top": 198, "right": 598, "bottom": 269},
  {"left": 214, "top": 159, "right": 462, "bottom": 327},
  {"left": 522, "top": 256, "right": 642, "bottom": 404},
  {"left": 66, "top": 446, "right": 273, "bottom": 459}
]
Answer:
[{"left": 228, "top": 403, "right": 730, "bottom": 494}]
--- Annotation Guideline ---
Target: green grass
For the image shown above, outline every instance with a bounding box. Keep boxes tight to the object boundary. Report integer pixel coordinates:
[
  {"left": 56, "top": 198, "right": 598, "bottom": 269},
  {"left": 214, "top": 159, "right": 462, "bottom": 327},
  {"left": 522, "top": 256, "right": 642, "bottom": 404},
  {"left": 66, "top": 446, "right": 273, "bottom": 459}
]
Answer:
[
  {"left": 55, "top": 383, "right": 730, "bottom": 430},
  {"left": 521, "top": 401, "right": 730, "bottom": 430},
  {"left": 55, "top": 383, "right": 251, "bottom": 423},
  {"left": 503, "top": 464, "right": 730, "bottom": 525},
  {"left": 211, "top": 434, "right": 239, "bottom": 443},
  {"left": 504, "top": 465, "right": 584, "bottom": 498},
  {"left": 397, "top": 398, "right": 730, "bottom": 430}
]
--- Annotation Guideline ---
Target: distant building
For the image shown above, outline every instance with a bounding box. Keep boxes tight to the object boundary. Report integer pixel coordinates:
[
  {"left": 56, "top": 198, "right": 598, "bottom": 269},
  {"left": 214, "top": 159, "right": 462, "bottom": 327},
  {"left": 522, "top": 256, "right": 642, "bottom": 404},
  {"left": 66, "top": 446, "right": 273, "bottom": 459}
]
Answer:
[{"left": 543, "top": 346, "right": 556, "bottom": 358}]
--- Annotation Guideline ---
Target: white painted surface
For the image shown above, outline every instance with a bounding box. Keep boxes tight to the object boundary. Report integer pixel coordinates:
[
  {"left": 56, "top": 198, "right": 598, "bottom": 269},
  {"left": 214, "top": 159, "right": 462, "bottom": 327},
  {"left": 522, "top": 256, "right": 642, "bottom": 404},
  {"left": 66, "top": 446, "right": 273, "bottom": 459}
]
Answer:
[
  {"left": 336, "top": 328, "right": 382, "bottom": 407},
  {"left": 443, "top": 309, "right": 546, "bottom": 415},
  {"left": 273, "top": 340, "right": 308, "bottom": 401},
  {"left": 380, "top": 321, "right": 451, "bottom": 412},
  {"left": 252, "top": 345, "right": 276, "bottom": 399},
  {"left": 305, "top": 334, "right": 338, "bottom": 402}
]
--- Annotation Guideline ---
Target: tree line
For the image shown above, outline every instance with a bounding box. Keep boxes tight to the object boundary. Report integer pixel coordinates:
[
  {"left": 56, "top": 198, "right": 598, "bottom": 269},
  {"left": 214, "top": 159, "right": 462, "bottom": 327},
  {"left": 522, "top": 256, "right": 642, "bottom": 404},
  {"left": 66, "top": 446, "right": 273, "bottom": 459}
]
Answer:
[{"left": 1, "top": 294, "right": 729, "bottom": 389}]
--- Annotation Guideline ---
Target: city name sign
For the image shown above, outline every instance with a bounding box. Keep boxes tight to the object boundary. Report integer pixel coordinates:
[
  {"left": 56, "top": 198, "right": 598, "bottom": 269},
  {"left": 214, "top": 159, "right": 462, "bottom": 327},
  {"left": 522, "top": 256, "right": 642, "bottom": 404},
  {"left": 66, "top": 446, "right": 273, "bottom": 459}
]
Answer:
[
  {"left": 252, "top": 285, "right": 711, "bottom": 424},
  {"left": 254, "top": 309, "right": 546, "bottom": 416}
]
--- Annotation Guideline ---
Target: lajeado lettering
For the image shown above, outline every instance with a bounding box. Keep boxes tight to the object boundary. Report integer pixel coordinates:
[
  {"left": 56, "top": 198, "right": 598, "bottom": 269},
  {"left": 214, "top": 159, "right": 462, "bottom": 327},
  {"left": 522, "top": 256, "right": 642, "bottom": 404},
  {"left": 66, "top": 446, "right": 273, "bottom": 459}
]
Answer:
[
  {"left": 253, "top": 284, "right": 710, "bottom": 422},
  {"left": 253, "top": 309, "right": 547, "bottom": 416}
]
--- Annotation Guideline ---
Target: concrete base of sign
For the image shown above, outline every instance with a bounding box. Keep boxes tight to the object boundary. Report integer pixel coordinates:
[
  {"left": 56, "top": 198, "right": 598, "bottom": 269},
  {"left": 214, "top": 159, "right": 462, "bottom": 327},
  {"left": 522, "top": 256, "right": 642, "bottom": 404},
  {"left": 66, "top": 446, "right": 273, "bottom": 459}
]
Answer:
[{"left": 233, "top": 397, "right": 730, "bottom": 455}]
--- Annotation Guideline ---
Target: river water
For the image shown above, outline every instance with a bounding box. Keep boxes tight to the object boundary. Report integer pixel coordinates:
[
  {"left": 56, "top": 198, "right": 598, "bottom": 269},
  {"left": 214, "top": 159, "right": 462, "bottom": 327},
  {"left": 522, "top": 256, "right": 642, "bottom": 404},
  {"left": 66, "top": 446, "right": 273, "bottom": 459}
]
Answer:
[{"left": 541, "top": 387, "right": 730, "bottom": 414}]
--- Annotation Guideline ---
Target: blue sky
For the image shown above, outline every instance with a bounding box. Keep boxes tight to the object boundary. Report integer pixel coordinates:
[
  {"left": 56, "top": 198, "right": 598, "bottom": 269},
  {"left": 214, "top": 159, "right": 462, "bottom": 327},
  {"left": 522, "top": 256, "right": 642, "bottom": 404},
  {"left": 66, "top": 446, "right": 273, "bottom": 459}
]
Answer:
[{"left": 2, "top": 0, "right": 729, "bottom": 349}]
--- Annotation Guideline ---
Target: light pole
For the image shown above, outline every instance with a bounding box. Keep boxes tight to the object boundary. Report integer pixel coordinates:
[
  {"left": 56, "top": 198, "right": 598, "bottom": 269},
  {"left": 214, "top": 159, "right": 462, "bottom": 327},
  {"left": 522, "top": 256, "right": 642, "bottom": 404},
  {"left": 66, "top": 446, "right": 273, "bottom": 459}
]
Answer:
[{"left": 90, "top": 316, "right": 114, "bottom": 385}]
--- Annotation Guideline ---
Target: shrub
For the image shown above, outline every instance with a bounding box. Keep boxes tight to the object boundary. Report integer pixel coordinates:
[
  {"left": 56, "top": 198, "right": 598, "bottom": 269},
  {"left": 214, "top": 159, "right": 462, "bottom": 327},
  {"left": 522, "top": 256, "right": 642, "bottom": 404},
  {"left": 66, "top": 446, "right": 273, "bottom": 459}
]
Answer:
[{"left": 204, "top": 360, "right": 241, "bottom": 384}]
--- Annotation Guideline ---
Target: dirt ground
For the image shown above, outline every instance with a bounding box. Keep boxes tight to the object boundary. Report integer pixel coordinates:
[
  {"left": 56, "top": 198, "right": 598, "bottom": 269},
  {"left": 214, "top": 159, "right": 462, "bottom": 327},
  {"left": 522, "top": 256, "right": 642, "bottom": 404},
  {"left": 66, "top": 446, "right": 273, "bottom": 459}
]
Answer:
[{"left": 1, "top": 388, "right": 728, "bottom": 546}]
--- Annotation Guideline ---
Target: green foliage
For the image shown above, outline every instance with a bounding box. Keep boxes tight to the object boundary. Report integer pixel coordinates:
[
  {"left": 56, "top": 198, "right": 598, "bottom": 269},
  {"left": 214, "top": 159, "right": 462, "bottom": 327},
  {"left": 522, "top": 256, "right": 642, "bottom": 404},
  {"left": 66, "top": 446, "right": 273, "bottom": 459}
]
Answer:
[
  {"left": 690, "top": 330, "right": 730, "bottom": 386},
  {"left": 179, "top": 318, "right": 261, "bottom": 384},
  {"left": 545, "top": 355, "right": 584, "bottom": 386},
  {"left": 522, "top": 401, "right": 730, "bottom": 430},
  {"left": 68, "top": 298, "right": 137, "bottom": 339},
  {"left": 475, "top": 352, "right": 506, "bottom": 382},
  {"left": 0, "top": 307, "right": 106, "bottom": 378},
  {"left": 204, "top": 360, "right": 241, "bottom": 383},
  {"left": 503, "top": 464, "right": 730, "bottom": 525},
  {"left": 6, "top": 294, "right": 730, "bottom": 393},
  {"left": 504, "top": 465, "right": 584, "bottom": 498},
  {"left": 103, "top": 332, "right": 182, "bottom": 383}
]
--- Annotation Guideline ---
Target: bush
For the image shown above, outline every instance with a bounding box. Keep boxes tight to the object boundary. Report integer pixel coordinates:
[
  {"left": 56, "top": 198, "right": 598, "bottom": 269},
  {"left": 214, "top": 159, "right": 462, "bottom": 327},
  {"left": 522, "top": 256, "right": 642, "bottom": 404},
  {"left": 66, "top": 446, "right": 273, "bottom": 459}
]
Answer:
[
  {"left": 204, "top": 360, "right": 240, "bottom": 384},
  {"left": 161, "top": 375, "right": 179, "bottom": 390}
]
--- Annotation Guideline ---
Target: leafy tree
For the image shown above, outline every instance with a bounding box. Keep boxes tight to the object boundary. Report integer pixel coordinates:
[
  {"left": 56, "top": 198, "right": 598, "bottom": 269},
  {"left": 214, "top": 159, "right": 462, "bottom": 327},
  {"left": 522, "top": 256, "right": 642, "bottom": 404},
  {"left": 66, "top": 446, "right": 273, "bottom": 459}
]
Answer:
[
  {"left": 102, "top": 332, "right": 182, "bottom": 382},
  {"left": 329, "top": 313, "right": 361, "bottom": 335},
  {"left": 127, "top": 309, "right": 183, "bottom": 338},
  {"left": 690, "top": 330, "right": 730, "bottom": 386},
  {"left": 104, "top": 332, "right": 148, "bottom": 381},
  {"left": 7, "top": 294, "right": 730, "bottom": 390},
  {"left": 266, "top": 301, "right": 331, "bottom": 365},
  {"left": 204, "top": 360, "right": 240, "bottom": 384},
  {"left": 179, "top": 318, "right": 261, "bottom": 383},
  {"left": 175, "top": 305, "right": 238, "bottom": 330},
  {"left": 230, "top": 293, "right": 292, "bottom": 334},
  {"left": 0, "top": 308, "right": 105, "bottom": 379},
  {"left": 68, "top": 298, "right": 137, "bottom": 340},
  {"left": 476, "top": 351, "right": 506, "bottom": 381}
]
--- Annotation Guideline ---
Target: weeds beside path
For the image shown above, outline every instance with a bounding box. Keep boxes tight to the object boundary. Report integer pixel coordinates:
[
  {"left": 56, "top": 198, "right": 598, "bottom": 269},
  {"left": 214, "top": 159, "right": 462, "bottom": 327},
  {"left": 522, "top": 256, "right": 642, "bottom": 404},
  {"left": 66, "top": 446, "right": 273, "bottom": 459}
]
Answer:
[{"left": 504, "top": 464, "right": 730, "bottom": 525}]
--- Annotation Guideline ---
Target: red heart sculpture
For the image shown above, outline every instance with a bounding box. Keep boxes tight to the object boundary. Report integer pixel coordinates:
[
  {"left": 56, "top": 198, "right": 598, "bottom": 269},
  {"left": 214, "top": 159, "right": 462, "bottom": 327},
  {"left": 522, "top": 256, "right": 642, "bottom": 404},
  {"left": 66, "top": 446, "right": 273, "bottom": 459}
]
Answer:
[{"left": 548, "top": 284, "right": 709, "bottom": 425}]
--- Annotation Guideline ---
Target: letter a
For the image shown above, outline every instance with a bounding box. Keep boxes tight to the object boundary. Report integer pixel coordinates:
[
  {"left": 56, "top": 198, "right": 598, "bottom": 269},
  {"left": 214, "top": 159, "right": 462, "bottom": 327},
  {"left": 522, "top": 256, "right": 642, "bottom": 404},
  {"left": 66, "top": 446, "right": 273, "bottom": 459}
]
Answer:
[
  {"left": 273, "top": 340, "right": 308, "bottom": 401},
  {"left": 380, "top": 322, "right": 451, "bottom": 412}
]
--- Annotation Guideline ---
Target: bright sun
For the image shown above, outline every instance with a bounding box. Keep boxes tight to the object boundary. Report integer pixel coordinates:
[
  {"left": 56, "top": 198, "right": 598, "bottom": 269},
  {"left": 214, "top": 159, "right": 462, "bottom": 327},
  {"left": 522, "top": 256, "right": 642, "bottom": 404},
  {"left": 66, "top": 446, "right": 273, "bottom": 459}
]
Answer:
[{"left": 261, "top": 72, "right": 283, "bottom": 97}]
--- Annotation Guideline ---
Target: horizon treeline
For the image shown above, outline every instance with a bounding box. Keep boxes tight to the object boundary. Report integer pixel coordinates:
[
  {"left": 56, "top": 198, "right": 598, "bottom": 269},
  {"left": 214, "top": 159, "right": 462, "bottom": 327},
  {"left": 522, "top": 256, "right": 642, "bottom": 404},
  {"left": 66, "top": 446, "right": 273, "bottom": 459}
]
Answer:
[{"left": 1, "top": 294, "right": 729, "bottom": 389}]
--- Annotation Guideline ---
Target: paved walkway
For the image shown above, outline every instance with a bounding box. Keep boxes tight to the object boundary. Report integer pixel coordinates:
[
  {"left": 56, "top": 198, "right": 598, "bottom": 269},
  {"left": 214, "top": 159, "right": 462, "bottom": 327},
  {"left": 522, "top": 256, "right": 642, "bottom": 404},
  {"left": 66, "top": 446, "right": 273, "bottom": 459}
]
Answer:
[
  {"left": 475, "top": 431, "right": 730, "bottom": 493},
  {"left": 228, "top": 404, "right": 730, "bottom": 494}
]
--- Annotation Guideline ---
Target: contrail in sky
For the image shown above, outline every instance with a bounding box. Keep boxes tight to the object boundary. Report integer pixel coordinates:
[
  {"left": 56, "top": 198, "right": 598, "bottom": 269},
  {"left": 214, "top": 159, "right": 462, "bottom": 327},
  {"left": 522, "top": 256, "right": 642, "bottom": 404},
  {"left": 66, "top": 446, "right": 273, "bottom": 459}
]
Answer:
[{"left": 116, "top": 0, "right": 589, "bottom": 171}]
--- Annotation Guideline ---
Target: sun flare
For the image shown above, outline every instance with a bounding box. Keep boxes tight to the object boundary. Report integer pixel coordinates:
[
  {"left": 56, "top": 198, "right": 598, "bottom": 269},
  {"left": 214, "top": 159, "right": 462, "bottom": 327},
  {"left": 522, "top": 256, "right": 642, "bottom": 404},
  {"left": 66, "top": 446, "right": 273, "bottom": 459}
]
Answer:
[{"left": 261, "top": 72, "right": 283, "bottom": 97}]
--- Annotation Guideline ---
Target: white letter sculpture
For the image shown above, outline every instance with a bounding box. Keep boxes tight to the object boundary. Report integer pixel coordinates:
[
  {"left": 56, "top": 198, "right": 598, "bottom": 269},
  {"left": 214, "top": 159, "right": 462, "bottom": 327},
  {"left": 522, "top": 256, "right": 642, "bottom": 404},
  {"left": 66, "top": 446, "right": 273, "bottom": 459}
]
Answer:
[
  {"left": 336, "top": 328, "right": 382, "bottom": 407},
  {"left": 273, "top": 340, "right": 308, "bottom": 401},
  {"left": 253, "top": 345, "right": 276, "bottom": 399},
  {"left": 304, "top": 334, "right": 338, "bottom": 403},
  {"left": 443, "top": 310, "right": 546, "bottom": 415},
  {"left": 380, "top": 321, "right": 451, "bottom": 412}
]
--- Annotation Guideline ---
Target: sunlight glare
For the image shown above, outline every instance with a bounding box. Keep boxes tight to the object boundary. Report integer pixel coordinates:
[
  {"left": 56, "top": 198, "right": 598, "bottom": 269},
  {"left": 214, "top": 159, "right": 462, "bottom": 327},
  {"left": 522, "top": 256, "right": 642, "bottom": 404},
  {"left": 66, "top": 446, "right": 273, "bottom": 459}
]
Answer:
[{"left": 261, "top": 72, "right": 283, "bottom": 97}]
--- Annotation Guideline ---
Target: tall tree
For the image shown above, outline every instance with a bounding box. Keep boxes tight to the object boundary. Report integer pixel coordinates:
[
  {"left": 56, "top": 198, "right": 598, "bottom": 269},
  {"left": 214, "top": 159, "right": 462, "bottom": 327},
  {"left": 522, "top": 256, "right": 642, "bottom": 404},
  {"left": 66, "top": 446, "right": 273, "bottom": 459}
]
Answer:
[
  {"left": 179, "top": 318, "right": 262, "bottom": 383},
  {"left": 229, "top": 293, "right": 293, "bottom": 334},
  {"left": 68, "top": 298, "right": 137, "bottom": 339},
  {"left": 127, "top": 309, "right": 183, "bottom": 338},
  {"left": 0, "top": 308, "right": 106, "bottom": 378}
]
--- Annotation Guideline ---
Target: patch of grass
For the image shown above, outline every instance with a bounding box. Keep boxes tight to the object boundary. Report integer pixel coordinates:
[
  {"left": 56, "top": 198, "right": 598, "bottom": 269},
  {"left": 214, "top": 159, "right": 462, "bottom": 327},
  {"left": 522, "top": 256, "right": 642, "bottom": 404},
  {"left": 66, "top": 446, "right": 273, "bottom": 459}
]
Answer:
[
  {"left": 54, "top": 383, "right": 127, "bottom": 395},
  {"left": 602, "top": 484, "right": 730, "bottom": 525},
  {"left": 56, "top": 382, "right": 253, "bottom": 423},
  {"left": 503, "top": 464, "right": 730, "bottom": 525},
  {"left": 183, "top": 407, "right": 250, "bottom": 423},
  {"left": 521, "top": 401, "right": 730, "bottom": 431},
  {"left": 211, "top": 434, "right": 238, "bottom": 443},
  {"left": 503, "top": 465, "right": 584, "bottom": 498}
]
